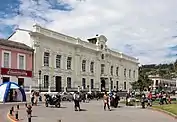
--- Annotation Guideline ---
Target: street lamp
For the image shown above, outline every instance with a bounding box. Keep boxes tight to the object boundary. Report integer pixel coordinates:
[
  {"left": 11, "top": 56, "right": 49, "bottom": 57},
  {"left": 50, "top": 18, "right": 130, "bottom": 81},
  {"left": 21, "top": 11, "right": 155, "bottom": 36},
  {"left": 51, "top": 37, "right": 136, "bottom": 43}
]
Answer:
[
  {"left": 78, "top": 86, "right": 80, "bottom": 92},
  {"left": 165, "top": 84, "right": 168, "bottom": 92},
  {"left": 38, "top": 70, "right": 42, "bottom": 92}
]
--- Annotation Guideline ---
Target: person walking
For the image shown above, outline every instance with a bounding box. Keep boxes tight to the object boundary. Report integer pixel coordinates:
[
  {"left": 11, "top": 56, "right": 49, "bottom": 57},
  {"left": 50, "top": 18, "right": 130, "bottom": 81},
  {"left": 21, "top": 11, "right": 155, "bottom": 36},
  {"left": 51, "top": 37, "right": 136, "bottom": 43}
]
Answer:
[
  {"left": 103, "top": 92, "right": 111, "bottom": 111},
  {"left": 30, "top": 90, "right": 35, "bottom": 106},
  {"left": 147, "top": 91, "right": 152, "bottom": 107},
  {"left": 73, "top": 92, "right": 81, "bottom": 111}
]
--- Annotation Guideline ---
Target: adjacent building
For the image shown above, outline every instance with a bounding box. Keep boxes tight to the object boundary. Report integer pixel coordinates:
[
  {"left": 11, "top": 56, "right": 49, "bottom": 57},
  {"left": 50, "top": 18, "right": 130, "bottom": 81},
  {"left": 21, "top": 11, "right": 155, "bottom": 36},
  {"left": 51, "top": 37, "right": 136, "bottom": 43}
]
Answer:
[
  {"left": 148, "top": 75, "right": 176, "bottom": 91},
  {"left": 8, "top": 24, "right": 139, "bottom": 92},
  {"left": 0, "top": 39, "right": 34, "bottom": 86}
]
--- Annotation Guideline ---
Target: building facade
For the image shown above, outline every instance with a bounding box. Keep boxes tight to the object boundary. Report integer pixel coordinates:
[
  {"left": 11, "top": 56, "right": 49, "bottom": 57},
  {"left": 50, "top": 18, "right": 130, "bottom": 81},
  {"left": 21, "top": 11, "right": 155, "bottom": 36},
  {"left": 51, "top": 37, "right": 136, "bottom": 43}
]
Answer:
[
  {"left": 148, "top": 75, "right": 176, "bottom": 91},
  {"left": 9, "top": 24, "right": 139, "bottom": 92},
  {"left": 0, "top": 39, "right": 34, "bottom": 86}
]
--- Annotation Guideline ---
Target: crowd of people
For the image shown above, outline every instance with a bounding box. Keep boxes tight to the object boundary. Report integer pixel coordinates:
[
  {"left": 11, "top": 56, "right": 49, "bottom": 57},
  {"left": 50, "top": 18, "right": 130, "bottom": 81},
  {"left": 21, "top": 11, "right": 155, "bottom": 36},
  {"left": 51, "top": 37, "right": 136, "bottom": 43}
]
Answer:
[
  {"left": 30, "top": 89, "right": 174, "bottom": 111},
  {"left": 125, "top": 90, "right": 172, "bottom": 107},
  {"left": 72, "top": 91, "right": 120, "bottom": 111}
]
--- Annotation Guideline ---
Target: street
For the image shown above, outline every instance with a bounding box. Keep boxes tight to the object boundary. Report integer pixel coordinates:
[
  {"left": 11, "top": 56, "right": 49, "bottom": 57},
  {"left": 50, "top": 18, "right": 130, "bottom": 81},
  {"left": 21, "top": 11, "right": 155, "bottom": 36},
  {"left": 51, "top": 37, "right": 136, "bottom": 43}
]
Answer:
[{"left": 10, "top": 100, "right": 176, "bottom": 122}]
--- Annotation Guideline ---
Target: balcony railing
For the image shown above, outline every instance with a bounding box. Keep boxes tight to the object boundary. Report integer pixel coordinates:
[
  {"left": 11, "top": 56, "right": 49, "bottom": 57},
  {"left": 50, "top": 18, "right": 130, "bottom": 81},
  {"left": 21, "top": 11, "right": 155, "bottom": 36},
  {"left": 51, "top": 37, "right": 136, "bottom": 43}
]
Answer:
[{"left": 24, "top": 86, "right": 100, "bottom": 92}]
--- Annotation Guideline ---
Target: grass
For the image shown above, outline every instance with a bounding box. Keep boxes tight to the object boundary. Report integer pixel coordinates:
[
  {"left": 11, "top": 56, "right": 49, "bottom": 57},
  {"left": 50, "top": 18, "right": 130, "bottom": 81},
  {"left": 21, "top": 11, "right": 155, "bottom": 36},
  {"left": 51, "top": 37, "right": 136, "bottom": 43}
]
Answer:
[
  {"left": 152, "top": 104, "right": 177, "bottom": 115},
  {"left": 120, "top": 99, "right": 177, "bottom": 106}
]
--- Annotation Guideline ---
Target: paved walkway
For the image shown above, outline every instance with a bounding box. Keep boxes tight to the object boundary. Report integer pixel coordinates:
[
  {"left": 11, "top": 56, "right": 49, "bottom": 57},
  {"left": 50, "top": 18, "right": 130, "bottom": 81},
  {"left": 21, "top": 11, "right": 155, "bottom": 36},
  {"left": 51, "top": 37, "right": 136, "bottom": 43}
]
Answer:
[{"left": 6, "top": 100, "right": 176, "bottom": 122}]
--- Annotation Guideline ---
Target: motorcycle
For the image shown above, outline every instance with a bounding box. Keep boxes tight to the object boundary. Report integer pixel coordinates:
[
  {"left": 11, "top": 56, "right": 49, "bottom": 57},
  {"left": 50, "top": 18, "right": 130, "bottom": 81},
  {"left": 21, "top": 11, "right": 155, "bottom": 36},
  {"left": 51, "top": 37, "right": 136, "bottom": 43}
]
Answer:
[{"left": 44, "top": 94, "right": 61, "bottom": 108}]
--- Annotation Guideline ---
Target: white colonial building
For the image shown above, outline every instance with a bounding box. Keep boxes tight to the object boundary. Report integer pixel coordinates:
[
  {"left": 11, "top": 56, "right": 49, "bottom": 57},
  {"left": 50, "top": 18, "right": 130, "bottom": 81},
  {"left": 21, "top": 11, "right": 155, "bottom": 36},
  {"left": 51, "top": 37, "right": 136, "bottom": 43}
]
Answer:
[{"left": 8, "top": 24, "right": 139, "bottom": 92}]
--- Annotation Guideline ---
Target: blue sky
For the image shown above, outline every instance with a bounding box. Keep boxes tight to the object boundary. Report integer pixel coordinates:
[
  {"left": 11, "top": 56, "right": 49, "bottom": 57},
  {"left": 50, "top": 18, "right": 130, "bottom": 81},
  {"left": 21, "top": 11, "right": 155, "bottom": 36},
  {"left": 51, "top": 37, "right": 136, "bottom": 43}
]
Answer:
[{"left": 1, "top": 0, "right": 177, "bottom": 64}]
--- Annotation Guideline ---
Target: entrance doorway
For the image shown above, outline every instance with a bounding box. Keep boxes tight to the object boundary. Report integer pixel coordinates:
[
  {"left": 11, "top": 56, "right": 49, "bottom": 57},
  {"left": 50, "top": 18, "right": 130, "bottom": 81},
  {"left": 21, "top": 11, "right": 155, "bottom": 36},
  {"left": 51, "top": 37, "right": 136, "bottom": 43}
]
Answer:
[
  {"left": 3, "top": 77, "right": 10, "bottom": 83},
  {"left": 18, "top": 78, "right": 24, "bottom": 87},
  {"left": 101, "top": 79, "right": 105, "bottom": 92},
  {"left": 55, "top": 76, "right": 62, "bottom": 92}
]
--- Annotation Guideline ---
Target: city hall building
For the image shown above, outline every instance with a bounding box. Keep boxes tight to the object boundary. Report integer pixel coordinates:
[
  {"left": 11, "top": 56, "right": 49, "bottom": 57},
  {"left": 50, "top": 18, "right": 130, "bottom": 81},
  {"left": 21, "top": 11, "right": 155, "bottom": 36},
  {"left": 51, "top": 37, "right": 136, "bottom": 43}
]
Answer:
[{"left": 9, "top": 24, "right": 139, "bottom": 92}]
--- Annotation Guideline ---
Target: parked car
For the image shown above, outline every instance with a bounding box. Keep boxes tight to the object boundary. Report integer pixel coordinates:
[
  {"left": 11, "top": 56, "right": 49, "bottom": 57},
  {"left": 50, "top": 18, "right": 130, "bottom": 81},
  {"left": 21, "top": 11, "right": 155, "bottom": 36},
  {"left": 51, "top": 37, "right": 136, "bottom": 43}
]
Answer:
[{"left": 60, "top": 92, "right": 73, "bottom": 101}]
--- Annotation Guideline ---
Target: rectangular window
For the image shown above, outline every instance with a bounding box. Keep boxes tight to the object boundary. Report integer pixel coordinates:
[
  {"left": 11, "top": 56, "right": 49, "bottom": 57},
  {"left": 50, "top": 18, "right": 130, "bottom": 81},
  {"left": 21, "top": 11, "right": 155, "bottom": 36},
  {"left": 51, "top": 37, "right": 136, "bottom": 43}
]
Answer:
[
  {"left": 155, "top": 80, "right": 158, "bottom": 86},
  {"left": 111, "top": 66, "right": 113, "bottom": 75},
  {"left": 44, "top": 75, "right": 49, "bottom": 88},
  {"left": 19, "top": 55, "right": 25, "bottom": 69},
  {"left": 129, "top": 69, "right": 131, "bottom": 78},
  {"left": 44, "top": 52, "right": 49, "bottom": 67},
  {"left": 91, "top": 79, "right": 94, "bottom": 89},
  {"left": 3, "top": 52, "right": 10, "bottom": 68},
  {"left": 90, "top": 62, "right": 94, "bottom": 73},
  {"left": 67, "top": 57, "right": 72, "bottom": 69},
  {"left": 124, "top": 82, "right": 126, "bottom": 90},
  {"left": 2, "top": 77, "right": 10, "bottom": 83},
  {"left": 67, "top": 77, "right": 71, "bottom": 88},
  {"left": 124, "top": 68, "right": 126, "bottom": 77},
  {"left": 82, "top": 60, "right": 86, "bottom": 72},
  {"left": 133, "top": 70, "right": 136, "bottom": 78},
  {"left": 82, "top": 78, "right": 86, "bottom": 89},
  {"left": 101, "top": 64, "right": 105, "bottom": 74},
  {"left": 116, "top": 67, "right": 119, "bottom": 76},
  {"left": 101, "top": 54, "right": 104, "bottom": 59},
  {"left": 56, "top": 55, "right": 61, "bottom": 68}
]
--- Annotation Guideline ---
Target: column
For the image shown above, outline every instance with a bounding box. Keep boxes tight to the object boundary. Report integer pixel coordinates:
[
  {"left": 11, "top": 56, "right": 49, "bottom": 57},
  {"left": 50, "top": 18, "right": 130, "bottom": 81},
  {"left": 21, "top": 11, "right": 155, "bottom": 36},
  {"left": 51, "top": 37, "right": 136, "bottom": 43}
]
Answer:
[{"left": 95, "top": 59, "right": 100, "bottom": 91}]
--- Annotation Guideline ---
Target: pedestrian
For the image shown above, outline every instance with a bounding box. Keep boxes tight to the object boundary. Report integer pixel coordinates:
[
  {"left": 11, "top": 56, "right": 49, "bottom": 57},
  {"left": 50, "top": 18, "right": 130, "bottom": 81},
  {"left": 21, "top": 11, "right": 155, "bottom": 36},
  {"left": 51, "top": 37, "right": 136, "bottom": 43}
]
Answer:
[
  {"left": 147, "top": 91, "right": 152, "bottom": 107},
  {"left": 103, "top": 92, "right": 111, "bottom": 111},
  {"left": 85, "top": 93, "right": 89, "bottom": 103},
  {"left": 30, "top": 90, "right": 35, "bottom": 106},
  {"left": 73, "top": 92, "right": 81, "bottom": 111},
  {"left": 163, "top": 92, "right": 168, "bottom": 104},
  {"left": 168, "top": 94, "right": 171, "bottom": 104}
]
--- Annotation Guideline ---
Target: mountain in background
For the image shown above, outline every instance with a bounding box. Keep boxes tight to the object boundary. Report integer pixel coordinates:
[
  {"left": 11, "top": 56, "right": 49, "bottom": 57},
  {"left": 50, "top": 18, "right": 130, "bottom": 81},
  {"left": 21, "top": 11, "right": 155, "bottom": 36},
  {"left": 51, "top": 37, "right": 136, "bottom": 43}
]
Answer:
[{"left": 140, "top": 60, "right": 177, "bottom": 79}]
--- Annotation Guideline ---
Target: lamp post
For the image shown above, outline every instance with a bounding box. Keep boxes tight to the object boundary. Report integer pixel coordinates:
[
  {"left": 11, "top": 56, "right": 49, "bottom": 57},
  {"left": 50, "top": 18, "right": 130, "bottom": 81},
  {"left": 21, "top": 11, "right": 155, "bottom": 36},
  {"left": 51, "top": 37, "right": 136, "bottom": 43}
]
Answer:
[
  {"left": 165, "top": 84, "right": 168, "bottom": 92},
  {"left": 78, "top": 86, "right": 80, "bottom": 92},
  {"left": 38, "top": 70, "right": 41, "bottom": 92},
  {"left": 87, "top": 85, "right": 90, "bottom": 93}
]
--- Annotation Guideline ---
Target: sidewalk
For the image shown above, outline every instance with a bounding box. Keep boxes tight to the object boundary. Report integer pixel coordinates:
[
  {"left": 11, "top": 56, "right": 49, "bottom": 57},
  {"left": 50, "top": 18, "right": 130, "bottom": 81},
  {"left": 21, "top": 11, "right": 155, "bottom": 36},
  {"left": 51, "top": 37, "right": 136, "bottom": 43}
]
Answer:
[{"left": 0, "top": 102, "right": 28, "bottom": 105}]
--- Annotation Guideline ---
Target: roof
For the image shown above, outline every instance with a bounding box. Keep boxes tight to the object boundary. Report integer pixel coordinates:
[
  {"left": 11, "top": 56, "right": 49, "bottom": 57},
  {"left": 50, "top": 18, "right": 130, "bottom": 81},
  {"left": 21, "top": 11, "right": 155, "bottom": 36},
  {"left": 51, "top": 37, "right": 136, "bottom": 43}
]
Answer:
[{"left": 0, "top": 39, "right": 34, "bottom": 52}]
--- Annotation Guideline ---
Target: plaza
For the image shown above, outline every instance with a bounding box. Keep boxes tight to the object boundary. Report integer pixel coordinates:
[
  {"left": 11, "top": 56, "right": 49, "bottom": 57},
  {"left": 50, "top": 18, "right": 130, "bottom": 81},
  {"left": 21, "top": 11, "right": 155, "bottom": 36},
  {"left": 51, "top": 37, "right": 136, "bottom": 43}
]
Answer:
[{"left": 5, "top": 100, "right": 176, "bottom": 122}]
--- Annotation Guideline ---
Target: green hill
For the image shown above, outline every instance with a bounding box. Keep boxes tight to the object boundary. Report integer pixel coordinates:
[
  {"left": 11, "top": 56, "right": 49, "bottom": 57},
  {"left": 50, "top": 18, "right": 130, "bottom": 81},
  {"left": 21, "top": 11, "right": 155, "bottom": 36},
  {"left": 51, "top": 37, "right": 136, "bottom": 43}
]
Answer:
[{"left": 140, "top": 60, "right": 177, "bottom": 79}]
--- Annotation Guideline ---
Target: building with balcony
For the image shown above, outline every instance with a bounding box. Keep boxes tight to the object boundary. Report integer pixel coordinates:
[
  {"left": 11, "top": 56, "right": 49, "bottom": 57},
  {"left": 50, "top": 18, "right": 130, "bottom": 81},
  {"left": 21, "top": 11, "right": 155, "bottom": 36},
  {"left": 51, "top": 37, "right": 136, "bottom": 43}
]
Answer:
[
  {"left": 8, "top": 24, "right": 139, "bottom": 92},
  {"left": 0, "top": 39, "right": 34, "bottom": 87}
]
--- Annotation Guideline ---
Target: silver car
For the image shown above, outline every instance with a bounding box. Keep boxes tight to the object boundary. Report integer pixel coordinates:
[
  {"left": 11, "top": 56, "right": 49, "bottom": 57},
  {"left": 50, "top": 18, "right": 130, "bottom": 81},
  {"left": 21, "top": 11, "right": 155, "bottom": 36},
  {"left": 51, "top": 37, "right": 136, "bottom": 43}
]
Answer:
[{"left": 60, "top": 92, "right": 73, "bottom": 101}]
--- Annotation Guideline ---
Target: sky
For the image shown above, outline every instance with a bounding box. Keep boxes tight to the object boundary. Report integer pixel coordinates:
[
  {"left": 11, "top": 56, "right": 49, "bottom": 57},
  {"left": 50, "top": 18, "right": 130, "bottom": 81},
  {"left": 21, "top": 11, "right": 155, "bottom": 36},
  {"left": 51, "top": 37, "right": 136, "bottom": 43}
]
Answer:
[{"left": 0, "top": 0, "right": 177, "bottom": 65}]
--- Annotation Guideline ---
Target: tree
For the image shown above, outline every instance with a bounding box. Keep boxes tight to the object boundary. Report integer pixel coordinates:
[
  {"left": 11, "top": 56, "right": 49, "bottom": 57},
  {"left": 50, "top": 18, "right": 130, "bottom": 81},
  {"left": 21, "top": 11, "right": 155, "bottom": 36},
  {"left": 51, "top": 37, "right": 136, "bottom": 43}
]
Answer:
[{"left": 130, "top": 68, "right": 153, "bottom": 92}]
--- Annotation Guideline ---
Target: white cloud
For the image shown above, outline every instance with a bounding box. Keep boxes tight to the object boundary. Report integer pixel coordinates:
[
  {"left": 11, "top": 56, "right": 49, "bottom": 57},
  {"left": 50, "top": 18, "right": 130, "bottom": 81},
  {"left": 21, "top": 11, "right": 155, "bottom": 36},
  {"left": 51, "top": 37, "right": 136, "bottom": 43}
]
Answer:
[{"left": 2, "top": 0, "right": 177, "bottom": 64}]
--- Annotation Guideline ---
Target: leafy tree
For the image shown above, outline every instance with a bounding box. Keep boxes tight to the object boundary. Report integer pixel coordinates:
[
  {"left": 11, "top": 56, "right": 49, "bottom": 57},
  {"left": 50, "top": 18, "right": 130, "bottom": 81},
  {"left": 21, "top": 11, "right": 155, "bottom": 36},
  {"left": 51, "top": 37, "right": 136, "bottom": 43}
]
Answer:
[{"left": 131, "top": 68, "right": 153, "bottom": 92}]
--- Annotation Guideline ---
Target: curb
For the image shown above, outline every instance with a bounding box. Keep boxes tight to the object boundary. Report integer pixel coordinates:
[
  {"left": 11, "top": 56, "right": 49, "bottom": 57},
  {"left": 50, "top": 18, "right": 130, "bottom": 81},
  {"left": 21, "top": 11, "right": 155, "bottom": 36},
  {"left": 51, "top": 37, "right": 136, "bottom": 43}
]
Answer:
[
  {"left": 7, "top": 113, "right": 18, "bottom": 122},
  {"left": 0, "top": 102, "right": 30, "bottom": 105},
  {"left": 149, "top": 107, "right": 177, "bottom": 119},
  {"left": 6, "top": 104, "right": 27, "bottom": 122}
]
